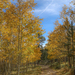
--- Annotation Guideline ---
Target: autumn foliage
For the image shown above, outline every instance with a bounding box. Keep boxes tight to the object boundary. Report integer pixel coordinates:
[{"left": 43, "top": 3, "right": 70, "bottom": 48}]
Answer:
[{"left": 0, "top": 0, "right": 45, "bottom": 75}]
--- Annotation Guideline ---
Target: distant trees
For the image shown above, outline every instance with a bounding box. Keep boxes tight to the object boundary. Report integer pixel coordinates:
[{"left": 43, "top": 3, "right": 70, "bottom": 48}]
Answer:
[{"left": 46, "top": 1, "right": 75, "bottom": 71}]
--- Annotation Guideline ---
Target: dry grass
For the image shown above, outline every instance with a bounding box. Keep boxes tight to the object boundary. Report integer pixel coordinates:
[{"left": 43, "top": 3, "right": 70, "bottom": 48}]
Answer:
[{"left": 11, "top": 66, "right": 42, "bottom": 75}]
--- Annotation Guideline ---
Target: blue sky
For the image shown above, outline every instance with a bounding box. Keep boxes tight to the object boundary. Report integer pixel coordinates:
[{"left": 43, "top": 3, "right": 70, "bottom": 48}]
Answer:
[
  {"left": 33, "top": 0, "right": 73, "bottom": 46},
  {"left": 11, "top": 0, "right": 73, "bottom": 46}
]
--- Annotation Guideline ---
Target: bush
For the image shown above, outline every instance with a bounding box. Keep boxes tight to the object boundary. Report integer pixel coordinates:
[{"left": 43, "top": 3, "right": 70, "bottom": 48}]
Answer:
[
  {"left": 50, "top": 62, "right": 61, "bottom": 69},
  {"left": 61, "top": 63, "right": 68, "bottom": 68}
]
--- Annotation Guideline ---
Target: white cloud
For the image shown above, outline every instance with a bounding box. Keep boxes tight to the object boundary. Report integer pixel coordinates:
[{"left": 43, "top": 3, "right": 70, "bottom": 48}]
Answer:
[
  {"left": 33, "top": 3, "right": 60, "bottom": 16},
  {"left": 38, "top": 0, "right": 54, "bottom": 16},
  {"left": 33, "top": 0, "right": 72, "bottom": 16},
  {"left": 33, "top": 9, "right": 42, "bottom": 12}
]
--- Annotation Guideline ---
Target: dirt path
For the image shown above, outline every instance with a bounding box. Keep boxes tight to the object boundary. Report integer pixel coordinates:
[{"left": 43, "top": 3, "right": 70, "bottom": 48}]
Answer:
[{"left": 39, "top": 65, "right": 57, "bottom": 75}]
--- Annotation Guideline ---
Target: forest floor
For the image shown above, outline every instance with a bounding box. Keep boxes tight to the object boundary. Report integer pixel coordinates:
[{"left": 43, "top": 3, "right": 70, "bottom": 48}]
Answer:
[
  {"left": 11, "top": 63, "right": 71, "bottom": 75},
  {"left": 11, "top": 65, "right": 57, "bottom": 75},
  {"left": 24, "top": 65, "right": 57, "bottom": 75},
  {"left": 39, "top": 65, "right": 57, "bottom": 75}
]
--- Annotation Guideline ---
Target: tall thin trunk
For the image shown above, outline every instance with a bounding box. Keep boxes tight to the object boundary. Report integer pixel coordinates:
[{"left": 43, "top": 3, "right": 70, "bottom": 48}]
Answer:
[
  {"left": 26, "top": 58, "right": 28, "bottom": 73},
  {"left": 71, "top": 21, "right": 74, "bottom": 68},
  {"left": 8, "top": 56, "right": 11, "bottom": 75},
  {"left": 5, "top": 58, "right": 7, "bottom": 75},
  {"left": 8, "top": 27, "right": 13, "bottom": 75},
  {"left": 67, "top": 45, "right": 71, "bottom": 68},
  {"left": 51, "top": 60, "right": 53, "bottom": 67},
  {"left": 20, "top": 22, "right": 22, "bottom": 67},
  {"left": 65, "top": 57, "right": 66, "bottom": 66},
  {"left": 17, "top": 25, "right": 20, "bottom": 75},
  {"left": 17, "top": 0, "right": 22, "bottom": 74}
]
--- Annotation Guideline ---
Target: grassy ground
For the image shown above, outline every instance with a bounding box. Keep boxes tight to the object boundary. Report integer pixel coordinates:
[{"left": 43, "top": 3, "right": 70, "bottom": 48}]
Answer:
[
  {"left": 11, "top": 65, "right": 57, "bottom": 75},
  {"left": 7, "top": 62, "right": 74, "bottom": 75},
  {"left": 52, "top": 62, "right": 74, "bottom": 75},
  {"left": 11, "top": 65, "right": 42, "bottom": 75}
]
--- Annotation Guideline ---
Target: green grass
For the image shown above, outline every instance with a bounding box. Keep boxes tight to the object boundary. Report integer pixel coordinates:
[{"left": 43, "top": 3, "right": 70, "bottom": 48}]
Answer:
[
  {"left": 11, "top": 65, "right": 42, "bottom": 75},
  {"left": 54, "top": 62, "right": 74, "bottom": 75},
  {"left": 25, "top": 66, "right": 42, "bottom": 75}
]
